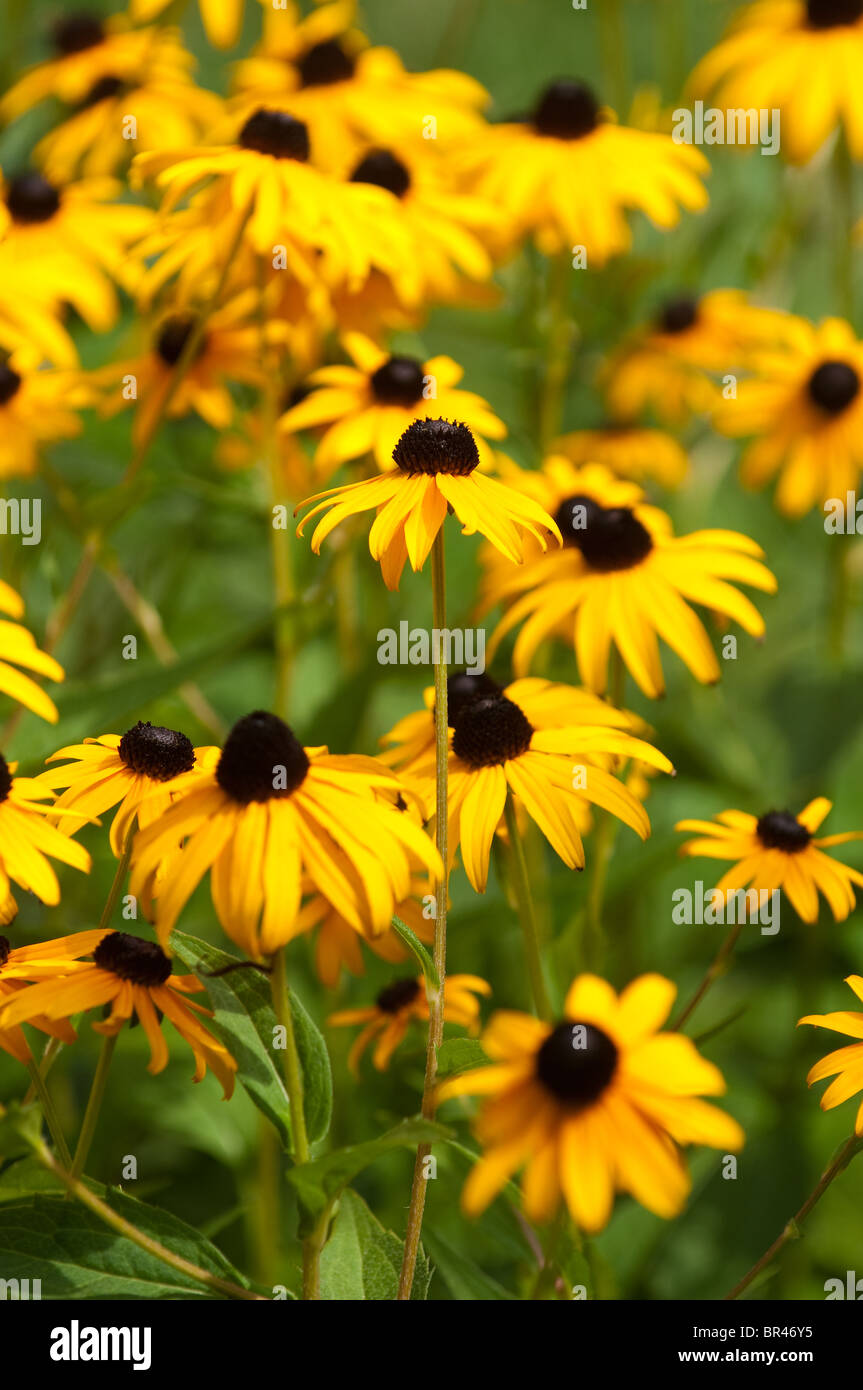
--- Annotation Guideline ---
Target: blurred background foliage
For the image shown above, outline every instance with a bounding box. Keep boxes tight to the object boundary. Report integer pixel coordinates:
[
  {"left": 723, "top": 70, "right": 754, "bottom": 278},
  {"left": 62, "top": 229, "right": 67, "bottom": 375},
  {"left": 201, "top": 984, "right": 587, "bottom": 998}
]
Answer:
[{"left": 1, "top": 0, "right": 862, "bottom": 1300}]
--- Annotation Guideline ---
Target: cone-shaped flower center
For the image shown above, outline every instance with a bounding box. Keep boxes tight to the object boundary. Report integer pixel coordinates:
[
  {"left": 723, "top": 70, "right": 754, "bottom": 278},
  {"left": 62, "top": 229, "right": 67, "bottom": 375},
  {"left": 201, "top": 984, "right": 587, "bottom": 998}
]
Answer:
[
  {"left": 155, "top": 315, "right": 205, "bottom": 368},
  {"left": 216, "top": 711, "right": 310, "bottom": 804},
  {"left": 451, "top": 693, "right": 533, "bottom": 768},
  {"left": 370, "top": 355, "right": 425, "bottom": 406},
  {"left": 118, "top": 722, "right": 195, "bottom": 781},
  {"left": 239, "top": 109, "right": 310, "bottom": 161},
  {"left": 807, "top": 360, "right": 860, "bottom": 414},
  {"left": 53, "top": 12, "right": 104, "bottom": 54},
  {"left": 536, "top": 1021, "right": 619, "bottom": 1104},
  {"left": 533, "top": 80, "right": 600, "bottom": 139},
  {"left": 392, "top": 418, "right": 480, "bottom": 476},
  {"left": 806, "top": 0, "right": 863, "bottom": 28},
  {"left": 556, "top": 494, "right": 653, "bottom": 571},
  {"left": 0, "top": 364, "right": 22, "bottom": 406},
  {"left": 80, "top": 75, "right": 126, "bottom": 108},
  {"left": 0, "top": 935, "right": 9, "bottom": 967},
  {"left": 94, "top": 931, "right": 172, "bottom": 985},
  {"left": 376, "top": 977, "right": 421, "bottom": 1014},
  {"left": 658, "top": 295, "right": 699, "bottom": 334},
  {"left": 0, "top": 753, "right": 12, "bottom": 803},
  {"left": 756, "top": 810, "right": 812, "bottom": 853},
  {"left": 350, "top": 149, "right": 411, "bottom": 198},
  {"left": 444, "top": 671, "right": 503, "bottom": 725},
  {"left": 297, "top": 39, "right": 355, "bottom": 86},
  {"left": 6, "top": 173, "right": 61, "bottom": 224}
]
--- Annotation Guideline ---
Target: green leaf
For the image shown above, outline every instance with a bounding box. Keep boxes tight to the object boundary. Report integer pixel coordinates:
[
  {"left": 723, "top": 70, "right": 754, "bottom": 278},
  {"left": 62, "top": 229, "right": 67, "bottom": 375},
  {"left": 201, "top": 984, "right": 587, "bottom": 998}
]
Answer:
[
  {"left": 422, "top": 1229, "right": 515, "bottom": 1300},
  {"left": 286, "top": 1117, "right": 451, "bottom": 1237},
  {"left": 0, "top": 1191, "right": 249, "bottom": 1299},
  {"left": 435, "top": 1037, "right": 489, "bottom": 1080},
  {"left": 169, "top": 930, "right": 332, "bottom": 1150},
  {"left": 390, "top": 915, "right": 440, "bottom": 992},
  {"left": 319, "top": 1189, "right": 431, "bottom": 1301}
]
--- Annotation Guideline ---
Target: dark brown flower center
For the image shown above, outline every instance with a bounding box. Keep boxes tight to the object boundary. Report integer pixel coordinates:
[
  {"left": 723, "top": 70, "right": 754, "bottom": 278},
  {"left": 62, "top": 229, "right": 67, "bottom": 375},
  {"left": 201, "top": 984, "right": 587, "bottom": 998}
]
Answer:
[
  {"left": 806, "top": 0, "right": 863, "bottom": 28},
  {"left": 392, "top": 418, "right": 480, "bottom": 476},
  {"left": 118, "top": 722, "right": 195, "bottom": 781},
  {"left": 53, "top": 12, "right": 104, "bottom": 54},
  {"left": 536, "top": 1021, "right": 618, "bottom": 1104},
  {"left": 533, "top": 80, "right": 600, "bottom": 139},
  {"left": 555, "top": 494, "right": 653, "bottom": 571},
  {"left": 239, "top": 109, "right": 310, "bottom": 161},
  {"left": 297, "top": 39, "right": 355, "bottom": 87},
  {"left": 657, "top": 295, "right": 699, "bottom": 335},
  {"left": 94, "top": 931, "right": 172, "bottom": 985},
  {"left": 0, "top": 753, "right": 12, "bottom": 802},
  {"left": 6, "top": 173, "right": 61, "bottom": 224},
  {"left": 79, "top": 75, "right": 126, "bottom": 108},
  {"left": 216, "top": 711, "right": 310, "bottom": 804},
  {"left": 0, "top": 364, "right": 22, "bottom": 406},
  {"left": 350, "top": 149, "right": 411, "bottom": 198},
  {"left": 370, "top": 356, "right": 425, "bottom": 406},
  {"left": 155, "top": 316, "right": 205, "bottom": 367},
  {"left": 756, "top": 810, "right": 812, "bottom": 853},
  {"left": 451, "top": 693, "right": 533, "bottom": 768},
  {"left": 807, "top": 360, "right": 860, "bottom": 414},
  {"left": 444, "top": 672, "right": 503, "bottom": 725},
  {"left": 376, "top": 977, "right": 421, "bottom": 1014}
]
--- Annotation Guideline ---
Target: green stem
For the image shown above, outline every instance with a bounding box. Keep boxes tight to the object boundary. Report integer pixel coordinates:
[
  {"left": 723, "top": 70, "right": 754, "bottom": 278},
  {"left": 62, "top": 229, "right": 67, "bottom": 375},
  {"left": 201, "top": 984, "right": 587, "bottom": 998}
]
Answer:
[
  {"left": 671, "top": 920, "right": 745, "bottom": 1033},
  {"left": 398, "top": 528, "right": 450, "bottom": 1301},
  {"left": 726, "top": 1135, "right": 862, "bottom": 1300},
  {"left": 583, "top": 653, "right": 625, "bottom": 966},
  {"left": 538, "top": 251, "right": 575, "bottom": 452},
  {"left": 598, "top": 0, "right": 629, "bottom": 116},
  {"left": 99, "top": 834, "right": 135, "bottom": 933},
  {"left": 25, "top": 1059, "right": 72, "bottom": 1170},
  {"left": 503, "top": 795, "right": 552, "bottom": 1019},
  {"left": 834, "top": 133, "right": 855, "bottom": 323},
  {"left": 70, "top": 1033, "right": 117, "bottom": 1182},
  {"left": 257, "top": 256, "right": 295, "bottom": 718},
  {"left": 827, "top": 533, "right": 852, "bottom": 665}
]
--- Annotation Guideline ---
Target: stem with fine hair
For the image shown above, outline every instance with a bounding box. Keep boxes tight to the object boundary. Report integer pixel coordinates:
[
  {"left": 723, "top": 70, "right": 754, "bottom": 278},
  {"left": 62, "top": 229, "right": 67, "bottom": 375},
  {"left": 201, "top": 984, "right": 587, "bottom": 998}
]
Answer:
[
  {"left": 398, "top": 527, "right": 449, "bottom": 1300},
  {"left": 25, "top": 1058, "right": 72, "bottom": 1170},
  {"left": 70, "top": 1032, "right": 118, "bottom": 1182},
  {"left": 726, "top": 1135, "right": 862, "bottom": 1300},
  {"left": 503, "top": 795, "right": 552, "bottom": 1019}
]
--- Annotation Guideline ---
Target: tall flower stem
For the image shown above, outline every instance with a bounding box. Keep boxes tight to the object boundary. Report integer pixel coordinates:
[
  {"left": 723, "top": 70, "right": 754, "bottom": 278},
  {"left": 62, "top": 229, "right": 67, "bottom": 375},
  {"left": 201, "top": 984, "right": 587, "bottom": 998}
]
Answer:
[
  {"left": 583, "top": 652, "right": 625, "bottom": 965},
  {"left": 70, "top": 1033, "right": 118, "bottom": 1182},
  {"left": 504, "top": 795, "right": 552, "bottom": 1019},
  {"left": 257, "top": 258, "right": 295, "bottom": 718},
  {"left": 538, "top": 251, "right": 575, "bottom": 452},
  {"left": 398, "top": 528, "right": 450, "bottom": 1301},
  {"left": 828, "top": 136, "right": 856, "bottom": 661},
  {"left": 99, "top": 834, "right": 135, "bottom": 933},
  {"left": 25, "top": 1058, "right": 72, "bottom": 1170},
  {"left": 726, "top": 1135, "right": 863, "bottom": 1300},
  {"left": 671, "top": 920, "right": 745, "bottom": 1032}
]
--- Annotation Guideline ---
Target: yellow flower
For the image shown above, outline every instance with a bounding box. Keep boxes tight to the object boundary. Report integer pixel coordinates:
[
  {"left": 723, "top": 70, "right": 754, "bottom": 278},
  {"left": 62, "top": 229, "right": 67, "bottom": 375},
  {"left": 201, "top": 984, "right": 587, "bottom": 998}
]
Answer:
[
  {"left": 329, "top": 973, "right": 490, "bottom": 1074},
  {"left": 457, "top": 79, "right": 708, "bottom": 262},
  {"left": 551, "top": 425, "right": 689, "bottom": 488},
  {"left": 715, "top": 315, "right": 863, "bottom": 516},
  {"left": 0, "top": 582, "right": 65, "bottom": 725},
  {"left": 0, "top": 930, "right": 237, "bottom": 1097},
  {"left": 0, "top": 751, "right": 90, "bottom": 912},
  {"left": 483, "top": 460, "right": 776, "bottom": 698},
  {"left": 438, "top": 973, "right": 743, "bottom": 1231},
  {"left": 799, "top": 976, "right": 863, "bottom": 1134},
  {"left": 690, "top": 0, "right": 863, "bottom": 164},
  {"left": 676, "top": 799, "right": 863, "bottom": 923},
  {"left": 0, "top": 348, "right": 91, "bottom": 478},
  {"left": 296, "top": 418, "right": 560, "bottom": 591},
  {"left": 129, "top": 710, "right": 442, "bottom": 960},
  {"left": 0, "top": 170, "right": 152, "bottom": 332},
  {"left": 131, "top": 0, "right": 246, "bottom": 49},
  {"left": 280, "top": 332, "right": 506, "bottom": 478},
  {"left": 300, "top": 889, "right": 435, "bottom": 988},
  {"left": 0, "top": 929, "right": 107, "bottom": 1065}
]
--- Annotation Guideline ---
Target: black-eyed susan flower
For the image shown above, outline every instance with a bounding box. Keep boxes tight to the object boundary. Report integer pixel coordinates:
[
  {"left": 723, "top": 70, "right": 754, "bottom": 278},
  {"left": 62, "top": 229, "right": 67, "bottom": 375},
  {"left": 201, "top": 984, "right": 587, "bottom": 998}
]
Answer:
[
  {"left": 715, "top": 315, "right": 863, "bottom": 517},
  {"left": 438, "top": 973, "right": 744, "bottom": 1230},
  {"left": 129, "top": 710, "right": 442, "bottom": 960},
  {"left": 280, "top": 332, "right": 506, "bottom": 478},
  {"left": 39, "top": 721, "right": 203, "bottom": 858},
  {"left": 0, "top": 348, "right": 91, "bottom": 478},
  {"left": 0, "top": 930, "right": 237, "bottom": 1096},
  {"left": 0, "top": 930, "right": 107, "bottom": 1064},
  {"left": 0, "top": 751, "right": 90, "bottom": 910},
  {"left": 457, "top": 79, "right": 708, "bottom": 263},
  {"left": 1, "top": 16, "right": 221, "bottom": 181},
  {"left": 676, "top": 799, "right": 863, "bottom": 923},
  {"left": 407, "top": 682, "right": 672, "bottom": 891},
  {"left": 690, "top": 0, "right": 863, "bottom": 165},
  {"left": 603, "top": 290, "right": 792, "bottom": 426},
  {"left": 296, "top": 418, "right": 560, "bottom": 591},
  {"left": 329, "top": 972, "right": 490, "bottom": 1074},
  {"left": 800, "top": 976, "right": 863, "bottom": 1133},
  {"left": 0, "top": 170, "right": 152, "bottom": 332},
  {"left": 483, "top": 460, "right": 775, "bottom": 698},
  {"left": 552, "top": 424, "right": 689, "bottom": 488},
  {"left": 0, "top": 582, "right": 65, "bottom": 724},
  {"left": 131, "top": 0, "right": 245, "bottom": 49}
]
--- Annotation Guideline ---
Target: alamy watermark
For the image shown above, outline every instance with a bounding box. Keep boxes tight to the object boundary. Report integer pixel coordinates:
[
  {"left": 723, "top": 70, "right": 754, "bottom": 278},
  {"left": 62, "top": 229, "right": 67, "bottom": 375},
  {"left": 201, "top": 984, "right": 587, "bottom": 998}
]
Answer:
[
  {"left": 0, "top": 497, "right": 40, "bottom": 545},
  {"left": 672, "top": 102, "right": 780, "bottom": 157},
  {"left": 672, "top": 882, "right": 780, "bottom": 934},
  {"left": 377, "top": 623, "right": 486, "bottom": 674}
]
